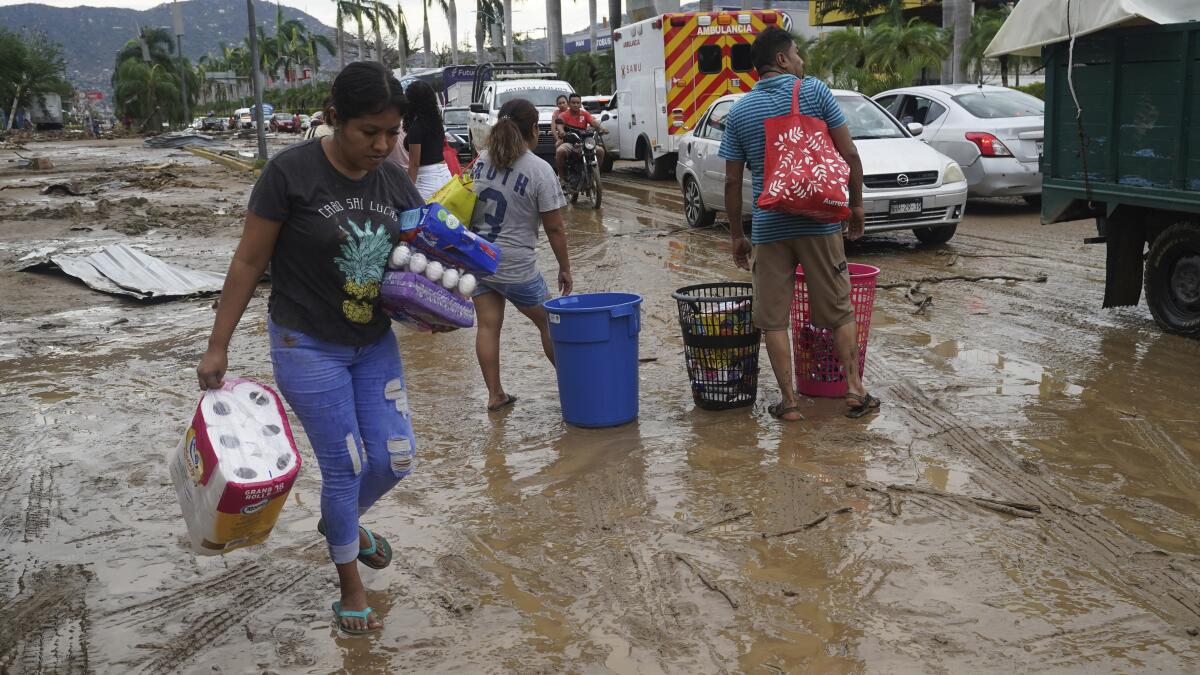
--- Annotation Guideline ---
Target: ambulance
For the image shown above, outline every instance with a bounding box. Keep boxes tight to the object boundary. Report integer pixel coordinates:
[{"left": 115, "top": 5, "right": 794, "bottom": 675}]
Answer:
[{"left": 613, "top": 9, "right": 791, "bottom": 178}]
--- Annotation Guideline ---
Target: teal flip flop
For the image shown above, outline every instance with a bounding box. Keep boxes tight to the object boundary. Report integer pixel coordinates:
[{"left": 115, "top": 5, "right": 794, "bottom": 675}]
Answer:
[
  {"left": 317, "top": 519, "right": 394, "bottom": 570},
  {"left": 331, "top": 601, "right": 380, "bottom": 635}
]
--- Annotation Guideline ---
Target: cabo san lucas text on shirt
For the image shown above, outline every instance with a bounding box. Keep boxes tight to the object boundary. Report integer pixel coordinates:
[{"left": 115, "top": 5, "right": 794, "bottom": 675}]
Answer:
[{"left": 317, "top": 197, "right": 398, "bottom": 221}]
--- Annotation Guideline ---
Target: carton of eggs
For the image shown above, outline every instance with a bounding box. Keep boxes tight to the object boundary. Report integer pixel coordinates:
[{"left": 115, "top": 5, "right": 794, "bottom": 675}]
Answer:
[
  {"left": 425, "top": 260, "right": 444, "bottom": 283},
  {"left": 388, "top": 244, "right": 412, "bottom": 270},
  {"left": 386, "top": 244, "right": 476, "bottom": 299},
  {"left": 408, "top": 252, "right": 428, "bottom": 274}
]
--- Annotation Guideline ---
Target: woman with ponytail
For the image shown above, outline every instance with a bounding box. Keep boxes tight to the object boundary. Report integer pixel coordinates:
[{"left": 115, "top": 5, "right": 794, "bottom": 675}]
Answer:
[{"left": 468, "top": 98, "right": 572, "bottom": 412}]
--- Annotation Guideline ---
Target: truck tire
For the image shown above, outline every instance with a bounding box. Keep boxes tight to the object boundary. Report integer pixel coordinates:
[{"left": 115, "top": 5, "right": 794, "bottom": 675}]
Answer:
[
  {"left": 912, "top": 223, "right": 957, "bottom": 245},
  {"left": 639, "top": 138, "right": 674, "bottom": 180},
  {"left": 683, "top": 177, "right": 715, "bottom": 228},
  {"left": 1144, "top": 222, "right": 1200, "bottom": 335}
]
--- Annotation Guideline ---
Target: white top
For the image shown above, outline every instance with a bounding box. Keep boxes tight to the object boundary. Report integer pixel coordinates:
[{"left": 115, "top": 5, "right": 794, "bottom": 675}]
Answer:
[{"left": 986, "top": 0, "right": 1200, "bottom": 57}]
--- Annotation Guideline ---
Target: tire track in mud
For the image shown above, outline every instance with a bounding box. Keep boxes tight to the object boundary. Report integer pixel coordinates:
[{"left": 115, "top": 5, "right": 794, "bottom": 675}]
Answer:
[
  {"left": 890, "top": 381, "right": 1200, "bottom": 625},
  {"left": 22, "top": 465, "right": 60, "bottom": 543},
  {"left": 1122, "top": 417, "right": 1200, "bottom": 496},
  {"left": 0, "top": 563, "right": 92, "bottom": 674},
  {"left": 96, "top": 560, "right": 312, "bottom": 674}
]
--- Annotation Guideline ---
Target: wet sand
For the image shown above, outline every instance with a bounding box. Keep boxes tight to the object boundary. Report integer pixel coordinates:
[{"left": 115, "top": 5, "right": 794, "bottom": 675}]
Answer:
[{"left": 1, "top": 138, "right": 1198, "bottom": 673}]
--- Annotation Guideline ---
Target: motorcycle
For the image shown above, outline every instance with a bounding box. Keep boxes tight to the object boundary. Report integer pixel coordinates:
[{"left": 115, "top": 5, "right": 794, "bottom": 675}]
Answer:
[{"left": 561, "top": 129, "right": 604, "bottom": 209}]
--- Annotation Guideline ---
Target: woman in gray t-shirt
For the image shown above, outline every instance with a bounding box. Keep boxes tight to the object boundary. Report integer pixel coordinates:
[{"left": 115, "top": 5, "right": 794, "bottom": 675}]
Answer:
[{"left": 468, "top": 98, "right": 572, "bottom": 412}]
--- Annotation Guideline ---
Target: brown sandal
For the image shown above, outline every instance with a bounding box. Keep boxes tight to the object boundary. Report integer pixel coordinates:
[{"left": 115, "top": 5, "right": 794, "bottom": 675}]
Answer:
[
  {"left": 845, "top": 392, "right": 881, "bottom": 419},
  {"left": 768, "top": 401, "right": 803, "bottom": 421}
]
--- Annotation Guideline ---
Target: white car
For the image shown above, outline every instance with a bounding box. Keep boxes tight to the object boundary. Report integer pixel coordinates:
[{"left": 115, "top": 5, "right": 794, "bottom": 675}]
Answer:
[
  {"left": 676, "top": 89, "right": 969, "bottom": 244},
  {"left": 874, "top": 84, "right": 1044, "bottom": 202}
]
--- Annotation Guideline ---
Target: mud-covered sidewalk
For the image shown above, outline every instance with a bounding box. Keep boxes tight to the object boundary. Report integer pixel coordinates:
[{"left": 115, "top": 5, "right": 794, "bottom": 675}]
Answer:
[{"left": 1, "top": 138, "right": 1198, "bottom": 673}]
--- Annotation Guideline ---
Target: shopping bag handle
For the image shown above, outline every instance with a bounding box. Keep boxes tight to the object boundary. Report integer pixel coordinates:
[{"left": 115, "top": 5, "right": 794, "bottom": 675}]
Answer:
[{"left": 791, "top": 78, "right": 802, "bottom": 117}]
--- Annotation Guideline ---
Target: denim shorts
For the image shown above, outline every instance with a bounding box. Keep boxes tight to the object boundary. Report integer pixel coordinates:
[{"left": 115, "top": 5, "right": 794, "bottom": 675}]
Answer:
[{"left": 472, "top": 274, "right": 550, "bottom": 308}]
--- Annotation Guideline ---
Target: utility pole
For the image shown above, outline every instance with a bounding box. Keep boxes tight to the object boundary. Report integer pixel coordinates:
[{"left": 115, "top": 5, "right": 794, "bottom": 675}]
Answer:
[
  {"left": 172, "top": 1, "right": 189, "bottom": 127},
  {"left": 504, "top": 0, "right": 514, "bottom": 62},
  {"left": 246, "top": 0, "right": 268, "bottom": 161}
]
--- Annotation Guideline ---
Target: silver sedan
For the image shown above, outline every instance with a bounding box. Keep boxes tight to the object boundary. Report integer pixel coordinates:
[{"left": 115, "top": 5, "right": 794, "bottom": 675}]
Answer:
[
  {"left": 874, "top": 84, "right": 1044, "bottom": 202},
  {"left": 677, "top": 90, "right": 969, "bottom": 244}
]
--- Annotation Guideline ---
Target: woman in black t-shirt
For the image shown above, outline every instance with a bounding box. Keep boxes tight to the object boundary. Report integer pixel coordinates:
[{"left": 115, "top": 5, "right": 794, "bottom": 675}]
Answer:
[
  {"left": 197, "top": 62, "right": 422, "bottom": 636},
  {"left": 403, "top": 80, "right": 451, "bottom": 200}
]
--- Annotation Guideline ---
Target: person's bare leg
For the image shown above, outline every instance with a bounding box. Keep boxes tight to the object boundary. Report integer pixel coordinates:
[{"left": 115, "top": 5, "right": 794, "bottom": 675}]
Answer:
[
  {"left": 335, "top": 561, "right": 380, "bottom": 631},
  {"left": 472, "top": 292, "right": 509, "bottom": 408},
  {"left": 763, "top": 329, "right": 802, "bottom": 420},
  {"left": 832, "top": 320, "right": 868, "bottom": 407},
  {"left": 515, "top": 303, "right": 555, "bottom": 366}
]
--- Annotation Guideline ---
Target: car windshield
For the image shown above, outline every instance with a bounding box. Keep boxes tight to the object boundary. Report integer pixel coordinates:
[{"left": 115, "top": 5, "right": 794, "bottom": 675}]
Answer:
[
  {"left": 952, "top": 90, "right": 1044, "bottom": 119},
  {"left": 443, "top": 109, "right": 469, "bottom": 125},
  {"left": 835, "top": 95, "right": 906, "bottom": 140},
  {"left": 498, "top": 87, "right": 573, "bottom": 107}
]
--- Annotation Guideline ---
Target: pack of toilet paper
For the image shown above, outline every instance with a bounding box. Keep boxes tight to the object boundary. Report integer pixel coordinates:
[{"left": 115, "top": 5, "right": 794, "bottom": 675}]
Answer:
[{"left": 170, "top": 377, "right": 301, "bottom": 555}]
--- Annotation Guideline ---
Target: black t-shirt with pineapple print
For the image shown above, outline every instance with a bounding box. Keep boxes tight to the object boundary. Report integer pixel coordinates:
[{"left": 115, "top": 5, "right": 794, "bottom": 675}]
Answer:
[{"left": 248, "top": 138, "right": 423, "bottom": 346}]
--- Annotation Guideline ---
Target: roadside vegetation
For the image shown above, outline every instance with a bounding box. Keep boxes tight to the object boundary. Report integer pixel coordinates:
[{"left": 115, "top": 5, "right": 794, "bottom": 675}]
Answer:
[{"left": 0, "top": 29, "right": 72, "bottom": 131}]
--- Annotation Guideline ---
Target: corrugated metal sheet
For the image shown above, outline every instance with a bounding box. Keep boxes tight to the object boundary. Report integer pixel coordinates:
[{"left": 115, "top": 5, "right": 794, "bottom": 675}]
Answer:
[{"left": 32, "top": 244, "right": 225, "bottom": 300}]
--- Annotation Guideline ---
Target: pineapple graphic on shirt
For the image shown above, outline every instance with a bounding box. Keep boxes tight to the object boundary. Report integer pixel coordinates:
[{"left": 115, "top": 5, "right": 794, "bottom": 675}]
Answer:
[{"left": 334, "top": 219, "right": 392, "bottom": 324}]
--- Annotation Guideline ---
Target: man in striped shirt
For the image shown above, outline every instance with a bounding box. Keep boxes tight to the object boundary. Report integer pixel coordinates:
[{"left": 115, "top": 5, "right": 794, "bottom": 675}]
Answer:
[{"left": 719, "top": 27, "right": 880, "bottom": 421}]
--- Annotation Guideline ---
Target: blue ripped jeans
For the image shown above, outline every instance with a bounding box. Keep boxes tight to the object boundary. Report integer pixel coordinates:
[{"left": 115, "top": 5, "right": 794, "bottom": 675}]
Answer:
[{"left": 268, "top": 319, "right": 416, "bottom": 564}]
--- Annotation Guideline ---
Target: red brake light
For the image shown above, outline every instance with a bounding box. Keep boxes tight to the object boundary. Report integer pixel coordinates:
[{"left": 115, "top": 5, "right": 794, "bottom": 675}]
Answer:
[
  {"left": 965, "top": 132, "right": 1013, "bottom": 157},
  {"left": 613, "top": 30, "right": 621, "bottom": 40},
  {"left": 653, "top": 19, "right": 662, "bottom": 29},
  {"left": 670, "top": 15, "right": 687, "bottom": 26},
  {"left": 763, "top": 12, "right": 778, "bottom": 23}
]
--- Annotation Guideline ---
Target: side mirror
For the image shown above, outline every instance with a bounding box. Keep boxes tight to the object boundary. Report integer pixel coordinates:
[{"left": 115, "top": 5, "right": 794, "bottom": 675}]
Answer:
[
  {"left": 907, "top": 122, "right": 924, "bottom": 137},
  {"left": 469, "top": 103, "right": 486, "bottom": 114}
]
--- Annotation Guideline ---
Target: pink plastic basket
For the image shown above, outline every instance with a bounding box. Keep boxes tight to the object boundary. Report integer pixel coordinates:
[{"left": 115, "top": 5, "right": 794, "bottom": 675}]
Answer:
[{"left": 791, "top": 263, "right": 880, "bottom": 398}]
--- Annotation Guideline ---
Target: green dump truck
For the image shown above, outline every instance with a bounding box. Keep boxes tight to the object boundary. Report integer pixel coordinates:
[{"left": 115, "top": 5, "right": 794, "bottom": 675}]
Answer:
[{"left": 989, "top": 2, "right": 1200, "bottom": 336}]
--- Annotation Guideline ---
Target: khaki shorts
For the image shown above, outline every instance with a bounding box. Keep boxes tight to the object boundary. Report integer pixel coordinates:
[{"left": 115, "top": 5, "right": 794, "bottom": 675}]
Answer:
[{"left": 752, "top": 233, "right": 854, "bottom": 332}]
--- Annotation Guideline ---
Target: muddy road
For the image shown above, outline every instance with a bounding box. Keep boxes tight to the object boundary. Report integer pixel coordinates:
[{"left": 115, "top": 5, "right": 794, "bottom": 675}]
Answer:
[{"left": 1, "top": 138, "right": 1198, "bottom": 674}]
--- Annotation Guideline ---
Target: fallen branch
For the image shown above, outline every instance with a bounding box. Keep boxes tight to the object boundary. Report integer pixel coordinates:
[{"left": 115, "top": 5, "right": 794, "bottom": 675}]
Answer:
[
  {"left": 674, "top": 554, "right": 738, "bottom": 609},
  {"left": 686, "top": 510, "right": 752, "bottom": 535},
  {"left": 877, "top": 273, "right": 1047, "bottom": 290},
  {"left": 847, "top": 480, "right": 1041, "bottom": 519},
  {"left": 761, "top": 506, "right": 853, "bottom": 538}
]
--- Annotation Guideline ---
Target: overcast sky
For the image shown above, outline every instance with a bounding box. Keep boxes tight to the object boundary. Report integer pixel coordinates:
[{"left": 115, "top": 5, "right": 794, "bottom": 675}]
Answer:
[{"left": 0, "top": 0, "right": 609, "bottom": 49}]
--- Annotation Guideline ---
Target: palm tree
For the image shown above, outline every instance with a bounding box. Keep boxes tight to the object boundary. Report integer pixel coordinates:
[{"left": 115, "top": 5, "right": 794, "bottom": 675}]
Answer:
[
  {"left": 333, "top": 0, "right": 357, "bottom": 68},
  {"left": 445, "top": 0, "right": 459, "bottom": 65},
  {"left": 350, "top": 0, "right": 372, "bottom": 61},
  {"left": 475, "top": 0, "right": 502, "bottom": 63},
  {"left": 965, "top": 6, "right": 1010, "bottom": 85},
  {"left": 810, "top": 27, "right": 868, "bottom": 90},
  {"left": 588, "top": 0, "right": 597, "bottom": 54},
  {"left": 116, "top": 26, "right": 176, "bottom": 70},
  {"left": 396, "top": 1, "right": 412, "bottom": 73},
  {"left": 865, "top": 16, "right": 949, "bottom": 94},
  {"left": 113, "top": 60, "right": 181, "bottom": 130},
  {"left": 422, "top": 0, "right": 449, "bottom": 67},
  {"left": 3, "top": 31, "right": 68, "bottom": 131},
  {"left": 368, "top": 1, "right": 397, "bottom": 66},
  {"left": 505, "top": 0, "right": 515, "bottom": 60},
  {"left": 818, "top": 0, "right": 888, "bottom": 33},
  {"left": 547, "top": 0, "right": 563, "bottom": 66}
]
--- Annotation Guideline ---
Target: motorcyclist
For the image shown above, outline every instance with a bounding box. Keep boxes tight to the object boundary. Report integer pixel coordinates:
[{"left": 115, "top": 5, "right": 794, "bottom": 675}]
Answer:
[{"left": 554, "top": 93, "right": 608, "bottom": 177}]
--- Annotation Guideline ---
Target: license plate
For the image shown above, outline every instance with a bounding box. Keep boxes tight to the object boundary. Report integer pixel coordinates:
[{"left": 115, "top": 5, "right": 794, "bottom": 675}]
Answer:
[
  {"left": 889, "top": 199, "right": 923, "bottom": 216},
  {"left": 1036, "top": 141, "right": 1044, "bottom": 156}
]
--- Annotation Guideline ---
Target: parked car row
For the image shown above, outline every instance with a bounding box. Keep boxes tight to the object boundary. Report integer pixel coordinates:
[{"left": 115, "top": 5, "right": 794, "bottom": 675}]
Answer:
[{"left": 677, "top": 90, "right": 969, "bottom": 244}]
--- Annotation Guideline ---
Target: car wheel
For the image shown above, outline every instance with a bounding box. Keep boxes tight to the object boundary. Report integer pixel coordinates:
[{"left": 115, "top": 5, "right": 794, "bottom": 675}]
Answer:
[
  {"left": 683, "top": 177, "right": 716, "bottom": 228},
  {"left": 1145, "top": 222, "right": 1200, "bottom": 335},
  {"left": 912, "top": 223, "right": 957, "bottom": 245}
]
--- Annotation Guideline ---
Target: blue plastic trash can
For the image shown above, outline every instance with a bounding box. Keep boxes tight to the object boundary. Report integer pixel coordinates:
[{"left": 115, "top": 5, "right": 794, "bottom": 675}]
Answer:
[{"left": 543, "top": 292, "right": 643, "bottom": 427}]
